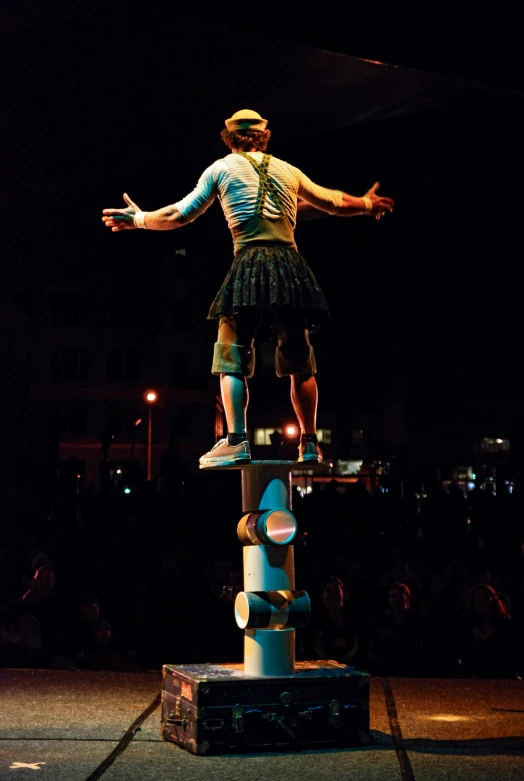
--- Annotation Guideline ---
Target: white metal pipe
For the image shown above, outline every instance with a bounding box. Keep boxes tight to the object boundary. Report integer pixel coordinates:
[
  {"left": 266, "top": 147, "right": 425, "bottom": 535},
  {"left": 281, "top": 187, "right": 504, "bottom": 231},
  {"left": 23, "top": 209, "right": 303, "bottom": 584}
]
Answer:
[
  {"left": 241, "top": 464, "right": 292, "bottom": 512},
  {"left": 237, "top": 509, "right": 297, "bottom": 546},
  {"left": 244, "top": 627, "right": 295, "bottom": 676},
  {"left": 243, "top": 545, "right": 295, "bottom": 592},
  {"left": 235, "top": 590, "right": 311, "bottom": 629}
]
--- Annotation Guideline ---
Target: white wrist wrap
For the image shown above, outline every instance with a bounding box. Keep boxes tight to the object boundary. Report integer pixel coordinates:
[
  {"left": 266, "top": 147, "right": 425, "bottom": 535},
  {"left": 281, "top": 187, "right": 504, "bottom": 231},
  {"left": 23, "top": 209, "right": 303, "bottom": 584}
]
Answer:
[
  {"left": 362, "top": 197, "right": 372, "bottom": 212},
  {"left": 134, "top": 211, "right": 148, "bottom": 229}
]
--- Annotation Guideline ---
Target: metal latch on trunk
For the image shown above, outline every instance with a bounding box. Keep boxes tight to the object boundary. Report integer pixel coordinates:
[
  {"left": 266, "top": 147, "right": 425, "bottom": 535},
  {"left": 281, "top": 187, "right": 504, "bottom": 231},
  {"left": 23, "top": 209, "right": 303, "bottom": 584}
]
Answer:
[
  {"left": 280, "top": 691, "right": 293, "bottom": 707},
  {"left": 298, "top": 705, "right": 326, "bottom": 720},
  {"left": 262, "top": 712, "right": 297, "bottom": 740},
  {"left": 232, "top": 704, "right": 244, "bottom": 733},
  {"left": 328, "top": 700, "right": 341, "bottom": 730},
  {"left": 165, "top": 695, "right": 186, "bottom": 729}
]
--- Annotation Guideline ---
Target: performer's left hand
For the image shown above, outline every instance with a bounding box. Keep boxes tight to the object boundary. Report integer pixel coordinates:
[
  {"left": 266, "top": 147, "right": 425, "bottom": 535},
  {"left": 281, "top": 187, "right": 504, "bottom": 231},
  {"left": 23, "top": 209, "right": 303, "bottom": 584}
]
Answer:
[
  {"left": 363, "top": 182, "right": 394, "bottom": 220},
  {"left": 102, "top": 193, "right": 141, "bottom": 232}
]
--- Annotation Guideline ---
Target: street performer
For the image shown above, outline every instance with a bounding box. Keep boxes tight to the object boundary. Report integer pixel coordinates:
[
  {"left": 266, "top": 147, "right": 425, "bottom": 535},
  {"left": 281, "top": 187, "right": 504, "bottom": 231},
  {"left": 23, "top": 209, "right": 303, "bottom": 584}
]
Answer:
[{"left": 102, "top": 109, "right": 394, "bottom": 467}]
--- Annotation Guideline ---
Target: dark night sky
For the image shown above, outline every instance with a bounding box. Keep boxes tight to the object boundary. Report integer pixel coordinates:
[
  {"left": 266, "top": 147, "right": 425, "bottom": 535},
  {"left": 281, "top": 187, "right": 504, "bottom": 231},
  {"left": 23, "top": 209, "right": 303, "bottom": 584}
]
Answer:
[{"left": 3, "top": 2, "right": 524, "bottom": 434}]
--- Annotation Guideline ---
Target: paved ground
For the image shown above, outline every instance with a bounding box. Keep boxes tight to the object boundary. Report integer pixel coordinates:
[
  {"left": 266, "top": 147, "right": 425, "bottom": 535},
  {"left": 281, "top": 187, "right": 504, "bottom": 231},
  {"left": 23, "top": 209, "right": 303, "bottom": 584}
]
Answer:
[{"left": 0, "top": 670, "right": 522, "bottom": 780}]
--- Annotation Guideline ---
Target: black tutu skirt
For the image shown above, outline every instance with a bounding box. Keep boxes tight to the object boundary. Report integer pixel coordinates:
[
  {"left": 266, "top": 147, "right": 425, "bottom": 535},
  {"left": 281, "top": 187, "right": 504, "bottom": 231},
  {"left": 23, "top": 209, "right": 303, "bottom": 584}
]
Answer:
[{"left": 207, "top": 245, "right": 330, "bottom": 329}]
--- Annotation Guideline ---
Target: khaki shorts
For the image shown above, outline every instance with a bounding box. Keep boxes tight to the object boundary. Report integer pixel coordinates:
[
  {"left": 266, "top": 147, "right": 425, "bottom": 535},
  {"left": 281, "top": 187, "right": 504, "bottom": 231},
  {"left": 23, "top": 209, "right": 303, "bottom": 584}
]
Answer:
[{"left": 212, "top": 306, "right": 317, "bottom": 378}]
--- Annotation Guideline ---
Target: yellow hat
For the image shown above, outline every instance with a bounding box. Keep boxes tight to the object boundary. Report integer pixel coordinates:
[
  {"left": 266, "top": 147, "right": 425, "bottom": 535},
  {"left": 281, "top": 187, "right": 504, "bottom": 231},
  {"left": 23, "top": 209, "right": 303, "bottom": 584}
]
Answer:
[{"left": 225, "top": 109, "right": 268, "bottom": 131}]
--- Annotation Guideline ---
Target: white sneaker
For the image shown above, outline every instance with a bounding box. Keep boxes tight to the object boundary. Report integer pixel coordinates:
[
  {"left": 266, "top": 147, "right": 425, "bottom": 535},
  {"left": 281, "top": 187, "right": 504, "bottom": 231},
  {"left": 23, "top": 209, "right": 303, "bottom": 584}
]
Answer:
[
  {"left": 199, "top": 438, "right": 251, "bottom": 467},
  {"left": 297, "top": 440, "right": 323, "bottom": 463}
]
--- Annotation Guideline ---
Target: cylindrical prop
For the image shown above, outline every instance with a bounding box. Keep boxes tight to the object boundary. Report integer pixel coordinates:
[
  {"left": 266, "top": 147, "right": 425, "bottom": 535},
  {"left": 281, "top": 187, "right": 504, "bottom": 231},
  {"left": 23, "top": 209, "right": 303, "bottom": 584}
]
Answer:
[
  {"left": 244, "top": 627, "right": 295, "bottom": 676},
  {"left": 235, "top": 590, "right": 311, "bottom": 629},
  {"left": 243, "top": 545, "right": 295, "bottom": 591},
  {"left": 237, "top": 509, "right": 297, "bottom": 546},
  {"left": 242, "top": 466, "right": 292, "bottom": 512}
]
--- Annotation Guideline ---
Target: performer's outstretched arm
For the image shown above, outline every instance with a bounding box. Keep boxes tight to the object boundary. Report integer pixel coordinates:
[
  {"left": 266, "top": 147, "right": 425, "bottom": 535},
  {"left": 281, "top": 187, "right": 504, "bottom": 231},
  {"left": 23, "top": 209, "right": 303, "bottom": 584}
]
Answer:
[
  {"left": 102, "top": 193, "right": 187, "bottom": 232},
  {"left": 335, "top": 181, "right": 394, "bottom": 220},
  {"left": 299, "top": 181, "right": 394, "bottom": 222}
]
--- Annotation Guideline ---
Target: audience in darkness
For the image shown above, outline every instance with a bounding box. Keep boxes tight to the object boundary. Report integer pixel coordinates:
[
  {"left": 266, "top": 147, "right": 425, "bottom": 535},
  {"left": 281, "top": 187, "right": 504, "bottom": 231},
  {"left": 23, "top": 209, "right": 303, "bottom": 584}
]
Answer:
[{"left": 1, "top": 473, "right": 523, "bottom": 679}]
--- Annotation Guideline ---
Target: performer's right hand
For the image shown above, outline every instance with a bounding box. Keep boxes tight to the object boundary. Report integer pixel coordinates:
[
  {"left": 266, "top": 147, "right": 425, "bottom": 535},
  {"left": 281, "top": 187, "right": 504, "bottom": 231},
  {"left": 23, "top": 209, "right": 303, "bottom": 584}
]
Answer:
[{"left": 102, "top": 193, "right": 141, "bottom": 232}]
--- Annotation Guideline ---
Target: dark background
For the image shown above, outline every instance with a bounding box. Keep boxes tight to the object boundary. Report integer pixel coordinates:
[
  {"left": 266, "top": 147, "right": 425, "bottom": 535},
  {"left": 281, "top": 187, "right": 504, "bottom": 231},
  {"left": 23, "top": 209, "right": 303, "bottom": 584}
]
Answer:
[{"left": 2, "top": 1, "right": 524, "bottom": 464}]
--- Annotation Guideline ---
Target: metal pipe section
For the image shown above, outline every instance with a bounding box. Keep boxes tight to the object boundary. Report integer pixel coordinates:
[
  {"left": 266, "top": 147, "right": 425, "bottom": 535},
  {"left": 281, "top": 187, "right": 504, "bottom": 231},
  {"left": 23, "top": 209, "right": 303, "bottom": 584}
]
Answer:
[
  {"left": 244, "top": 627, "right": 295, "bottom": 677},
  {"left": 237, "top": 509, "right": 297, "bottom": 546},
  {"left": 238, "top": 463, "right": 300, "bottom": 676},
  {"left": 235, "top": 590, "right": 311, "bottom": 629},
  {"left": 243, "top": 544, "right": 295, "bottom": 592},
  {"left": 241, "top": 465, "right": 293, "bottom": 512}
]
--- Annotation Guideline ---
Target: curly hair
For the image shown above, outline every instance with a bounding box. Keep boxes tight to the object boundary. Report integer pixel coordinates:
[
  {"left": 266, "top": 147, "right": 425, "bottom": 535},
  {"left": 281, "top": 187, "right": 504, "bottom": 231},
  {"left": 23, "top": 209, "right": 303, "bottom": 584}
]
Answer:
[
  {"left": 389, "top": 581, "right": 411, "bottom": 608},
  {"left": 472, "top": 584, "right": 511, "bottom": 621},
  {"left": 220, "top": 128, "right": 272, "bottom": 152}
]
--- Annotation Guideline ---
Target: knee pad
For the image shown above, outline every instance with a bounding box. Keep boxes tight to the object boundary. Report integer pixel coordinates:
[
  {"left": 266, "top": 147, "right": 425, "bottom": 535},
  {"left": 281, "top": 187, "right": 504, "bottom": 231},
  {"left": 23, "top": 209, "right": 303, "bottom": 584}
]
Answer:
[
  {"left": 211, "top": 343, "right": 256, "bottom": 378},
  {"left": 275, "top": 343, "right": 317, "bottom": 377}
]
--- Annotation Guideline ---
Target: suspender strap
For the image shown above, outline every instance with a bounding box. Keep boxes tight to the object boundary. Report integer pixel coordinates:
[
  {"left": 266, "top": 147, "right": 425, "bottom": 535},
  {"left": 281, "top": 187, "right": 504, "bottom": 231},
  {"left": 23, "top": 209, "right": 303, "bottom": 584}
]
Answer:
[{"left": 236, "top": 152, "right": 287, "bottom": 216}]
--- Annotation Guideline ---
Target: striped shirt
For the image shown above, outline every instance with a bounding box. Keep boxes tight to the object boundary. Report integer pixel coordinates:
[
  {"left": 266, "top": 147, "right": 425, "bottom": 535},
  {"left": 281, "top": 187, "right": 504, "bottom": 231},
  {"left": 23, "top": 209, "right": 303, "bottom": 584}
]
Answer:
[{"left": 174, "top": 152, "right": 343, "bottom": 231}]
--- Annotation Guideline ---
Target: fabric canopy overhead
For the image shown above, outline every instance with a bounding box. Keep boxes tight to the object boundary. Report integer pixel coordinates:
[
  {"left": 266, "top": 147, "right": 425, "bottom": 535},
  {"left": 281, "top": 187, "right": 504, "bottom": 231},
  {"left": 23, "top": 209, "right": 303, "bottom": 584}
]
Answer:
[
  {"left": 118, "top": 14, "right": 523, "bottom": 150},
  {"left": 6, "top": 9, "right": 522, "bottom": 162}
]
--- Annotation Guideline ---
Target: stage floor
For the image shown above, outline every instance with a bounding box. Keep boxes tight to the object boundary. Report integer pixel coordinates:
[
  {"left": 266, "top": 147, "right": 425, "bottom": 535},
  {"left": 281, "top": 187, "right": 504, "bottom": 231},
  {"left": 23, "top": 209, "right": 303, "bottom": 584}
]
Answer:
[{"left": 0, "top": 668, "right": 522, "bottom": 780}]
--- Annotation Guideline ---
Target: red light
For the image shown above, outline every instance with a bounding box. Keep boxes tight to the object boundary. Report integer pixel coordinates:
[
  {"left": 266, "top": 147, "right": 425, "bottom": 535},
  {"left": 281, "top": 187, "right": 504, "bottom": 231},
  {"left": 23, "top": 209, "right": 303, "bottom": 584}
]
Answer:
[{"left": 284, "top": 424, "right": 299, "bottom": 438}]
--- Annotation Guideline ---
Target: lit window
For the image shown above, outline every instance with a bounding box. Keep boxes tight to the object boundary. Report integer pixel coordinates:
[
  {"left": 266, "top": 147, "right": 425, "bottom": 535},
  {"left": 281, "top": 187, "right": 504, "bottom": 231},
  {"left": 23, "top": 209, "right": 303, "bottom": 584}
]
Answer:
[
  {"left": 479, "top": 437, "right": 510, "bottom": 453},
  {"left": 252, "top": 427, "right": 332, "bottom": 445},
  {"left": 336, "top": 459, "right": 363, "bottom": 476},
  {"left": 253, "top": 428, "right": 282, "bottom": 446}
]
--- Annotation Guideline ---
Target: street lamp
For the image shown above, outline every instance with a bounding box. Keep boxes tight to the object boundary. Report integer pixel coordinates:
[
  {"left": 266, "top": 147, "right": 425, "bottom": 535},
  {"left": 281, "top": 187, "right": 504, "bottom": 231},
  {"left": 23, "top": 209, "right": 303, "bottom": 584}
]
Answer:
[
  {"left": 144, "top": 390, "right": 158, "bottom": 481},
  {"left": 284, "top": 423, "right": 299, "bottom": 439}
]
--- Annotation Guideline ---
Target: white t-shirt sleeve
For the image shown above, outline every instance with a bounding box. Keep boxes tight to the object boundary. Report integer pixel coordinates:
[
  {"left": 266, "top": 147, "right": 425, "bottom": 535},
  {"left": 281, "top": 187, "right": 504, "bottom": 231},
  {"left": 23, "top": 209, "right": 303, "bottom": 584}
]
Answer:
[
  {"left": 173, "top": 163, "right": 219, "bottom": 222},
  {"left": 296, "top": 169, "right": 343, "bottom": 213}
]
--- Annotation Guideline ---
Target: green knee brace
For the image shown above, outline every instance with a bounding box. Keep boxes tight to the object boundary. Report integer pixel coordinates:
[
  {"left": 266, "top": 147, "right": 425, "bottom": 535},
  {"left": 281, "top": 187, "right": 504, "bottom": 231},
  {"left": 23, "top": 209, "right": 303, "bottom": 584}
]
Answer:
[{"left": 211, "top": 343, "right": 256, "bottom": 378}]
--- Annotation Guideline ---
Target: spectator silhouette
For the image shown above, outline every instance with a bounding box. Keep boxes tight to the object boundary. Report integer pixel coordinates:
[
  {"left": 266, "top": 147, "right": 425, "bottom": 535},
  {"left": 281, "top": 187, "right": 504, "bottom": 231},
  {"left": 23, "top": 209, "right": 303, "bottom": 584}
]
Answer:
[
  {"left": 337, "top": 558, "right": 372, "bottom": 630},
  {"left": 421, "top": 570, "right": 463, "bottom": 676},
  {"left": 77, "top": 620, "right": 140, "bottom": 671},
  {"left": 53, "top": 589, "right": 102, "bottom": 668},
  {"left": 20, "top": 564, "right": 65, "bottom": 661},
  {"left": 309, "top": 576, "right": 364, "bottom": 666},
  {"left": 375, "top": 559, "right": 422, "bottom": 611},
  {"left": 1, "top": 612, "right": 45, "bottom": 668},
  {"left": 368, "top": 581, "right": 423, "bottom": 676},
  {"left": 458, "top": 583, "right": 516, "bottom": 678},
  {"left": 22, "top": 565, "right": 56, "bottom": 604},
  {"left": 197, "top": 557, "right": 243, "bottom": 662}
]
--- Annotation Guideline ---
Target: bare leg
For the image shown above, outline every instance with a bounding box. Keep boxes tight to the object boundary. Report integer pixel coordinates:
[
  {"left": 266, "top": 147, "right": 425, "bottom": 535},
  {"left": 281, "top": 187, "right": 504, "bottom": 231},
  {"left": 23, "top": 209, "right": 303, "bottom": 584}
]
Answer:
[
  {"left": 216, "top": 314, "right": 260, "bottom": 438},
  {"left": 273, "top": 310, "right": 318, "bottom": 435},
  {"left": 290, "top": 372, "right": 318, "bottom": 434},
  {"left": 220, "top": 373, "right": 248, "bottom": 434}
]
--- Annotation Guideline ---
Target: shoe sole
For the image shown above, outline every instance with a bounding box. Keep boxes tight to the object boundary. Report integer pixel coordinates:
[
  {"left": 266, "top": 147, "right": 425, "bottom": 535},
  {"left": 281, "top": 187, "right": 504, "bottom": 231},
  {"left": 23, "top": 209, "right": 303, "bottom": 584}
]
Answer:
[
  {"left": 199, "top": 457, "right": 251, "bottom": 467},
  {"left": 297, "top": 455, "right": 322, "bottom": 463}
]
